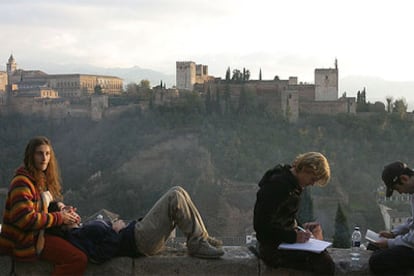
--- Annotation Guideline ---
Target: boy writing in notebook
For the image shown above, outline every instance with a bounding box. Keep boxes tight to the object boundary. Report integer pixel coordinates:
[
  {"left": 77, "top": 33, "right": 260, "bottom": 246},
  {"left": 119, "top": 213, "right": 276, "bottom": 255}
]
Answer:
[{"left": 253, "top": 152, "right": 335, "bottom": 275}]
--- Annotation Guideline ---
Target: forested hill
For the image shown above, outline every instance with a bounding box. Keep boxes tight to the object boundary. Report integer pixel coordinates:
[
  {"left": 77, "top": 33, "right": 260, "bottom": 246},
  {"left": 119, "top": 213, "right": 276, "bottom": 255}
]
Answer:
[{"left": 0, "top": 108, "right": 413, "bottom": 239}]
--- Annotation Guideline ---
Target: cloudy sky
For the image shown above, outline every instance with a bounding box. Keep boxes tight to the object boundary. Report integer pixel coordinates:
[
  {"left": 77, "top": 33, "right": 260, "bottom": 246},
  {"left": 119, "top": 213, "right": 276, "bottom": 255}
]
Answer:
[{"left": 1, "top": 0, "right": 414, "bottom": 101}]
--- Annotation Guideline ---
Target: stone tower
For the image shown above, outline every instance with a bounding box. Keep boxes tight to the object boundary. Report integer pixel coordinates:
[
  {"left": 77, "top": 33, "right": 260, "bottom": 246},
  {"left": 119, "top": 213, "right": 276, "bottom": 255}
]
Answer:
[
  {"left": 176, "top": 61, "right": 210, "bottom": 91},
  {"left": 6, "top": 54, "right": 17, "bottom": 93},
  {"left": 314, "top": 59, "right": 338, "bottom": 101},
  {"left": 6, "top": 54, "right": 16, "bottom": 79},
  {"left": 176, "top": 61, "right": 196, "bottom": 91}
]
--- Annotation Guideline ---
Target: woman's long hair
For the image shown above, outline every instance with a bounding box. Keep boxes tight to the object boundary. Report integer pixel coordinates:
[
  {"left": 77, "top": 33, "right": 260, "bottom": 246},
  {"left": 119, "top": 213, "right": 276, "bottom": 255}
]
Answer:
[{"left": 24, "top": 136, "right": 63, "bottom": 200}]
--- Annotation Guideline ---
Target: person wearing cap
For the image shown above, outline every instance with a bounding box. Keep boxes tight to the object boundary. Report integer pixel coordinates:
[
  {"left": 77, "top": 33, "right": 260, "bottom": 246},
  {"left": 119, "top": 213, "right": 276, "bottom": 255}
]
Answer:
[
  {"left": 253, "top": 152, "right": 335, "bottom": 275},
  {"left": 369, "top": 161, "right": 414, "bottom": 275}
]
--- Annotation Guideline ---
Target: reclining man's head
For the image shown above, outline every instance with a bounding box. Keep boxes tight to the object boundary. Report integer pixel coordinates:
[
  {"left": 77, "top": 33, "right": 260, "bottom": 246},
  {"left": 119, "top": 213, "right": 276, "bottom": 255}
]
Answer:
[{"left": 48, "top": 201, "right": 81, "bottom": 229}]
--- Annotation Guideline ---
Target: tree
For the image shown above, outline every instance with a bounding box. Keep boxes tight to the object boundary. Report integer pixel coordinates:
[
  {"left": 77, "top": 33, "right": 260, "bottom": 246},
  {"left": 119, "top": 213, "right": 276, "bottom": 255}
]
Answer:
[
  {"left": 225, "top": 67, "right": 231, "bottom": 81},
  {"left": 356, "top": 88, "right": 368, "bottom": 112},
  {"left": 243, "top": 68, "right": 250, "bottom": 81},
  {"left": 259, "top": 68, "right": 262, "bottom": 81},
  {"left": 386, "top": 96, "right": 393, "bottom": 113},
  {"left": 332, "top": 203, "right": 350, "bottom": 248},
  {"left": 297, "top": 188, "right": 314, "bottom": 224},
  {"left": 231, "top": 69, "right": 243, "bottom": 82},
  {"left": 393, "top": 98, "right": 408, "bottom": 117},
  {"left": 94, "top": 84, "right": 103, "bottom": 95},
  {"left": 126, "top": 82, "right": 138, "bottom": 94},
  {"left": 139, "top": 79, "right": 151, "bottom": 89}
]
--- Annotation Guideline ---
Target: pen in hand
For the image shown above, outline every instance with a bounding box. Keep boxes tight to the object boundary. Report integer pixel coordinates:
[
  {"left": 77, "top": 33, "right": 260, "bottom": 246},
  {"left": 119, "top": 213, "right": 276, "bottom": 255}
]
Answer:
[{"left": 297, "top": 226, "right": 315, "bottom": 238}]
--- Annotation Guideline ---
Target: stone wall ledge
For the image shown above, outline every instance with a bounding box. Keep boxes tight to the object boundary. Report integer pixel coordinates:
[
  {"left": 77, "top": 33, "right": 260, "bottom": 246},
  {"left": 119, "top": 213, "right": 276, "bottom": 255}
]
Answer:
[{"left": 0, "top": 246, "right": 374, "bottom": 275}]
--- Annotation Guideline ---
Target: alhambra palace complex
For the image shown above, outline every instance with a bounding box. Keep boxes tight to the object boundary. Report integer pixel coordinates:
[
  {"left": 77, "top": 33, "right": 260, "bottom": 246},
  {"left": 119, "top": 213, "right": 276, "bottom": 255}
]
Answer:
[
  {"left": 0, "top": 55, "right": 356, "bottom": 121},
  {"left": 177, "top": 59, "right": 356, "bottom": 122}
]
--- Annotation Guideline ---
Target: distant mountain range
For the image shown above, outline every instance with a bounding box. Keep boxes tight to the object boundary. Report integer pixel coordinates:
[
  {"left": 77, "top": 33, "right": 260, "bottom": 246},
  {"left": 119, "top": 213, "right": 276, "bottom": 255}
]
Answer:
[
  {"left": 340, "top": 75, "right": 414, "bottom": 110},
  {"left": 36, "top": 63, "right": 414, "bottom": 111}
]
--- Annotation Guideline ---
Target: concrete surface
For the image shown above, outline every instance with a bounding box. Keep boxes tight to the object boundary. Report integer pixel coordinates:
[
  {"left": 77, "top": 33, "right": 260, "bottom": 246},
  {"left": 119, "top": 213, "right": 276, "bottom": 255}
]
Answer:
[{"left": 0, "top": 246, "right": 376, "bottom": 275}]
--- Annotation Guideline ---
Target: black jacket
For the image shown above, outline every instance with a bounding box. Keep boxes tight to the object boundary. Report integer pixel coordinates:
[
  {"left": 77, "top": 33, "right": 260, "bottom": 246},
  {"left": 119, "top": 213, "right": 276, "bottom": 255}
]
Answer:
[
  {"left": 253, "top": 164, "right": 303, "bottom": 246},
  {"left": 47, "top": 219, "right": 140, "bottom": 264}
]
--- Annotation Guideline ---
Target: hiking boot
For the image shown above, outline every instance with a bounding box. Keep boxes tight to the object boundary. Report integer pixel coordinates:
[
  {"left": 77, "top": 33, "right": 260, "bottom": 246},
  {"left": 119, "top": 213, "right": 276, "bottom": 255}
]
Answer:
[
  {"left": 187, "top": 238, "right": 224, "bottom": 259},
  {"left": 207, "top": 236, "right": 223, "bottom": 247}
]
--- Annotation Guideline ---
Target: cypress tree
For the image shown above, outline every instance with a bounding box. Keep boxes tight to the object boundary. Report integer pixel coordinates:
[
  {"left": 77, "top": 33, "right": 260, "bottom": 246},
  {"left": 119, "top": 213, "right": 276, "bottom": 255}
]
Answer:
[
  {"left": 225, "top": 67, "right": 231, "bottom": 81},
  {"left": 332, "top": 203, "right": 351, "bottom": 248}
]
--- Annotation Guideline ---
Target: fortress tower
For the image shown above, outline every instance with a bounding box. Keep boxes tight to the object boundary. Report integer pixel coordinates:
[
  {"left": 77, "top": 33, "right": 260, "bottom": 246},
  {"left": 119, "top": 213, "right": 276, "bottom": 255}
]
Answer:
[
  {"left": 176, "top": 61, "right": 196, "bottom": 91},
  {"left": 176, "top": 61, "right": 210, "bottom": 91},
  {"left": 314, "top": 59, "right": 338, "bottom": 101}
]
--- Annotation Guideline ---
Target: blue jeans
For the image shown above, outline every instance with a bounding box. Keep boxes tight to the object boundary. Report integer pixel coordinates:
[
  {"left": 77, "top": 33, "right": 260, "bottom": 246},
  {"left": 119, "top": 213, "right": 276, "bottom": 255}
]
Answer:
[{"left": 369, "top": 245, "right": 414, "bottom": 275}]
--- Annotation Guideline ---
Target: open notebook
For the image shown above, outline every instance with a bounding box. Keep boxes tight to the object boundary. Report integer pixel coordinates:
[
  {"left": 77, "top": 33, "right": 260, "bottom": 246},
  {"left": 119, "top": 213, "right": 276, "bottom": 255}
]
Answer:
[{"left": 278, "top": 238, "right": 332, "bottom": 253}]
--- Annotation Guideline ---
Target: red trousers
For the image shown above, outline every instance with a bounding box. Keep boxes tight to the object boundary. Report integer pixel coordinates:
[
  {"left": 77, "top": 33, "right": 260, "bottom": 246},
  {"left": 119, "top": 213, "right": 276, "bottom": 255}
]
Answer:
[{"left": 40, "top": 234, "right": 88, "bottom": 276}]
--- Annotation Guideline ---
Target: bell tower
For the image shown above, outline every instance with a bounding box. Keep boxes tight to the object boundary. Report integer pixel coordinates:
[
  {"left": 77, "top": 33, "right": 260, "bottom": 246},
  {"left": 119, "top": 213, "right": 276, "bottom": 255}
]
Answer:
[
  {"left": 6, "top": 54, "right": 17, "bottom": 93},
  {"left": 6, "top": 54, "right": 16, "bottom": 77}
]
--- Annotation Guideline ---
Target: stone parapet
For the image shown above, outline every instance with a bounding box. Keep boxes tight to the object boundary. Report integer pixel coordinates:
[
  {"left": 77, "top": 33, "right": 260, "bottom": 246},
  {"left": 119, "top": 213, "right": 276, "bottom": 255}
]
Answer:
[{"left": 0, "top": 246, "right": 375, "bottom": 275}]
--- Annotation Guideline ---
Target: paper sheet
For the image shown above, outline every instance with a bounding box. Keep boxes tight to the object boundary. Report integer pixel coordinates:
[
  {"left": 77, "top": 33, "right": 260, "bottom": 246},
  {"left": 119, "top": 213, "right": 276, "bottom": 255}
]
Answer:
[{"left": 278, "top": 238, "right": 332, "bottom": 253}]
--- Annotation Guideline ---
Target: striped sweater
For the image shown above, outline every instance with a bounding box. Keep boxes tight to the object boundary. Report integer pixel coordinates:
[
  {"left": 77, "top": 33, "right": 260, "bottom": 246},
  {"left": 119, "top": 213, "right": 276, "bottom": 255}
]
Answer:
[{"left": 0, "top": 167, "right": 63, "bottom": 260}]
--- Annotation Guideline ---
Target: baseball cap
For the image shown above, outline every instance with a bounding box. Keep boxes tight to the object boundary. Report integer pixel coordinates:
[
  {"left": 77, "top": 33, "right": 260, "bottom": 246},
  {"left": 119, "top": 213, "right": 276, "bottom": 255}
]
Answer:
[{"left": 382, "top": 161, "right": 414, "bottom": 197}]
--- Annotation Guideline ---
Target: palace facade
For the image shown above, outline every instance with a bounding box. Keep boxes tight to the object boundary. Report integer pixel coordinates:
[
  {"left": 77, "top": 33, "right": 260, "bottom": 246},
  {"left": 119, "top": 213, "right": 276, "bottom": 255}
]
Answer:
[{"left": 2, "top": 54, "right": 123, "bottom": 97}]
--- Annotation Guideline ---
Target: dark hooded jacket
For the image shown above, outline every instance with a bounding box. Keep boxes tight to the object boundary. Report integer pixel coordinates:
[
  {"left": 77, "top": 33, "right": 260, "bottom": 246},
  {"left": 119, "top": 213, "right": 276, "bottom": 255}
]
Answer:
[
  {"left": 46, "top": 201, "right": 141, "bottom": 263},
  {"left": 253, "top": 164, "right": 303, "bottom": 246}
]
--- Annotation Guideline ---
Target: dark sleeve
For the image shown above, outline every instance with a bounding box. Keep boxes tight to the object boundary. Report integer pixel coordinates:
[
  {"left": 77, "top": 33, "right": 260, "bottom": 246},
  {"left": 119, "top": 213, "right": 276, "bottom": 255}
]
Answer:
[{"left": 253, "top": 178, "right": 297, "bottom": 245}]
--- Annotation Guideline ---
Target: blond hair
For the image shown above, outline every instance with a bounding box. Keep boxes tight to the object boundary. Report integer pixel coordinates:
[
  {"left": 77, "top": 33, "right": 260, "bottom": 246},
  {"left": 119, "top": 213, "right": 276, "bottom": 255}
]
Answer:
[{"left": 292, "top": 152, "right": 330, "bottom": 186}]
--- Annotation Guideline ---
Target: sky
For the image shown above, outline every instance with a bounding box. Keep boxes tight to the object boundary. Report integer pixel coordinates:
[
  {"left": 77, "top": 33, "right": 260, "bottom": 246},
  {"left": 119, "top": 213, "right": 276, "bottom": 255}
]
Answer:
[{"left": 1, "top": 0, "right": 414, "bottom": 105}]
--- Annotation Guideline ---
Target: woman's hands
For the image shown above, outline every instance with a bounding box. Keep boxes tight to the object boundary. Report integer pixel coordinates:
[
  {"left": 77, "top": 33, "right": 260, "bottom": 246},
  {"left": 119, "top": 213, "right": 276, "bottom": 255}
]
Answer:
[{"left": 60, "top": 205, "right": 81, "bottom": 226}]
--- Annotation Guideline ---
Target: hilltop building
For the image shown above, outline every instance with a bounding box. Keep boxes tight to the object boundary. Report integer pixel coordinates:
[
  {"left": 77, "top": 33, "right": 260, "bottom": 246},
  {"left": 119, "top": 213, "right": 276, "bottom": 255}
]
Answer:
[
  {"left": 0, "top": 54, "right": 123, "bottom": 119},
  {"left": 176, "top": 59, "right": 356, "bottom": 122},
  {"left": 1, "top": 55, "right": 357, "bottom": 122},
  {"left": 4, "top": 54, "right": 123, "bottom": 98},
  {"left": 176, "top": 61, "right": 214, "bottom": 91}
]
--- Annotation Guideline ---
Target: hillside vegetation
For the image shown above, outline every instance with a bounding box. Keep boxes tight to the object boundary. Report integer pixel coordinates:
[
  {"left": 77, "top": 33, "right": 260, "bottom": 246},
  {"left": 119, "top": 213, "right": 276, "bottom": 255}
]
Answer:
[{"left": 0, "top": 106, "right": 412, "bottom": 240}]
